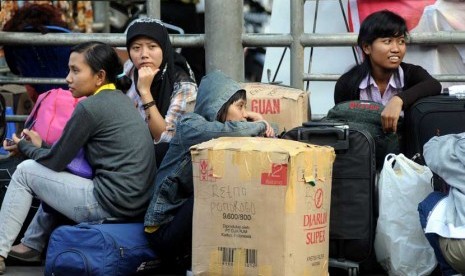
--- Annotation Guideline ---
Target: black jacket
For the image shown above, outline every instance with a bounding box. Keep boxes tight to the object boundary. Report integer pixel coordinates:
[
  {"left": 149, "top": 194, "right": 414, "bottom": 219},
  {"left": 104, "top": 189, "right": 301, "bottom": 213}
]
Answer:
[{"left": 334, "top": 62, "right": 442, "bottom": 109}]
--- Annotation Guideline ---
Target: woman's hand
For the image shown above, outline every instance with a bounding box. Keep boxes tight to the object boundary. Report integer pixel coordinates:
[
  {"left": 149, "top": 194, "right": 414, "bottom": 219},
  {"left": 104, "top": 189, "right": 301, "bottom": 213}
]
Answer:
[
  {"left": 246, "top": 111, "right": 263, "bottom": 122},
  {"left": 22, "top": 129, "right": 42, "bottom": 148},
  {"left": 3, "top": 132, "right": 28, "bottom": 156},
  {"left": 381, "top": 96, "right": 403, "bottom": 133},
  {"left": 137, "top": 67, "right": 158, "bottom": 97},
  {"left": 3, "top": 137, "right": 20, "bottom": 156}
]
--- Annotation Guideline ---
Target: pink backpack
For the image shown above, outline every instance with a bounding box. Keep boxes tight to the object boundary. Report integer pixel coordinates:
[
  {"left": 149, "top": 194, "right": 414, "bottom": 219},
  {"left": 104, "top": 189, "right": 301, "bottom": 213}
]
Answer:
[{"left": 25, "top": 88, "right": 84, "bottom": 145}]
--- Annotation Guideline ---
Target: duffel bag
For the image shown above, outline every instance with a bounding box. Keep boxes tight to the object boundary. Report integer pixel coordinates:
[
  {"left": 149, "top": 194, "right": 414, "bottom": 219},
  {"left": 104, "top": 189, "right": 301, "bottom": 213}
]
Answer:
[{"left": 45, "top": 222, "right": 158, "bottom": 276}]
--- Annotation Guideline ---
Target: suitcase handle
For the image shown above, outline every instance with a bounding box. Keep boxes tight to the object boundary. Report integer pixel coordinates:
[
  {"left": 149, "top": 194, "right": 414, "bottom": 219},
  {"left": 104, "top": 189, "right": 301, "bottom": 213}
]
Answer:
[
  {"left": 303, "top": 121, "right": 346, "bottom": 127},
  {"left": 297, "top": 126, "right": 349, "bottom": 151}
]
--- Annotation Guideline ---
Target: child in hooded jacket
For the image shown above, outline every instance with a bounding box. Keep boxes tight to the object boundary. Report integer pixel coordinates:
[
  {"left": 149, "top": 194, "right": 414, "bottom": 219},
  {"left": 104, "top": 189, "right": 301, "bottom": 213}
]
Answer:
[{"left": 144, "top": 70, "right": 274, "bottom": 272}]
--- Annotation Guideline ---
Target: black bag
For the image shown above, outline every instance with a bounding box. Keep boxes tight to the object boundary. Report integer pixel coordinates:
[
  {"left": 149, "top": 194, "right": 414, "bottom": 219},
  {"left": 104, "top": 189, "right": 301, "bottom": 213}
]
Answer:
[
  {"left": 405, "top": 95, "right": 465, "bottom": 161},
  {"left": 282, "top": 122, "right": 377, "bottom": 269},
  {"left": 323, "top": 100, "right": 400, "bottom": 170}
]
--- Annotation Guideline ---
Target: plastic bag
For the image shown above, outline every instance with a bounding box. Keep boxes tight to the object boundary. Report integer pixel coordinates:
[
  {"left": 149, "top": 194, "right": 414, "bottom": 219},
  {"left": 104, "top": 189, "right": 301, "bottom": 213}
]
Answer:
[{"left": 374, "top": 153, "right": 437, "bottom": 276}]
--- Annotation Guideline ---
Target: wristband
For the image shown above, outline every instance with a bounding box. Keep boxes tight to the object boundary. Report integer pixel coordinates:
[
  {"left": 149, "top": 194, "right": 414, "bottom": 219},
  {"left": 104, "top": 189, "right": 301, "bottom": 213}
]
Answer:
[{"left": 142, "top": 100, "right": 156, "bottom": 110}]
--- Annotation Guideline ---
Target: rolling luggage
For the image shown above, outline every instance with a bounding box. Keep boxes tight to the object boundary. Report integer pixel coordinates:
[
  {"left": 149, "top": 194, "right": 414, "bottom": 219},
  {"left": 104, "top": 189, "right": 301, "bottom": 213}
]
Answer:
[
  {"left": 404, "top": 95, "right": 465, "bottom": 159},
  {"left": 282, "top": 121, "right": 376, "bottom": 275}
]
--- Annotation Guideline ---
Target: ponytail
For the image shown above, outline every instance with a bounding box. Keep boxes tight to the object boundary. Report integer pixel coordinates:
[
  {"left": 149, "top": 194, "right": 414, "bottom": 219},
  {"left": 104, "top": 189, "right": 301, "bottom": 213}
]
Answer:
[{"left": 116, "top": 73, "right": 132, "bottom": 93}]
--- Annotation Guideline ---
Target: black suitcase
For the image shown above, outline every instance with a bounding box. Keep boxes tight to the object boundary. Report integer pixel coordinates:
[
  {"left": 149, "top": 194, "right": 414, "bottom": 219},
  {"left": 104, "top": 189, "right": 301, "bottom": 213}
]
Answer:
[
  {"left": 282, "top": 122, "right": 376, "bottom": 275},
  {"left": 405, "top": 95, "right": 465, "bottom": 159}
]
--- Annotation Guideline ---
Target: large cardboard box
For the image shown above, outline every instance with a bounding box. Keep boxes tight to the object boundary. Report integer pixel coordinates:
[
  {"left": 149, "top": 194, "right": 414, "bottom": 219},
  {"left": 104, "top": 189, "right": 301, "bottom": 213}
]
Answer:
[
  {"left": 0, "top": 84, "right": 33, "bottom": 115},
  {"left": 191, "top": 137, "right": 334, "bottom": 275},
  {"left": 242, "top": 83, "right": 309, "bottom": 134},
  {"left": 0, "top": 84, "right": 34, "bottom": 134},
  {"left": 185, "top": 83, "right": 309, "bottom": 135}
]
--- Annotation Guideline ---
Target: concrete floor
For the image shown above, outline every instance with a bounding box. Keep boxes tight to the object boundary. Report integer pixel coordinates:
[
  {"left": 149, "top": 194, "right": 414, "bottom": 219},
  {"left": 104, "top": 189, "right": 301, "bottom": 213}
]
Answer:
[{"left": 2, "top": 266, "right": 391, "bottom": 276}]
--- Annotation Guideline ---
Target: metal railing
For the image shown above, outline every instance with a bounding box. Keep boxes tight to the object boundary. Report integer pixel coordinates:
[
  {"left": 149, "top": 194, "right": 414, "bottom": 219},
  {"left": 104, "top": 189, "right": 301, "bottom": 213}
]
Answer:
[{"left": 2, "top": 0, "right": 465, "bottom": 121}]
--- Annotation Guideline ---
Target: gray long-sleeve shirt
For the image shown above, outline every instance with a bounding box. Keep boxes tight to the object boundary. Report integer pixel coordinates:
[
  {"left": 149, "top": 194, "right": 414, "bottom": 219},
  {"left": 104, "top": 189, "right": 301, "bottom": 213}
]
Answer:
[{"left": 19, "top": 90, "right": 156, "bottom": 218}]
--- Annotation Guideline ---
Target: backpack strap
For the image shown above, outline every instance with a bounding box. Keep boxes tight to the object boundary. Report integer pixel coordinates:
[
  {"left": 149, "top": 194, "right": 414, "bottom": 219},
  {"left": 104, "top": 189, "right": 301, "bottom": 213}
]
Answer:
[
  {"left": 24, "top": 90, "right": 52, "bottom": 129},
  {"left": 0, "top": 93, "right": 6, "bottom": 142}
]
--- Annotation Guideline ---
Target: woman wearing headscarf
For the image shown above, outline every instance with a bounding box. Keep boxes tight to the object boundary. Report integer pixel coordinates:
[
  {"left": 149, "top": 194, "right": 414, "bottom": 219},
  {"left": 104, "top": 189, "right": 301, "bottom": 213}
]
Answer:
[{"left": 123, "top": 18, "right": 198, "bottom": 166}]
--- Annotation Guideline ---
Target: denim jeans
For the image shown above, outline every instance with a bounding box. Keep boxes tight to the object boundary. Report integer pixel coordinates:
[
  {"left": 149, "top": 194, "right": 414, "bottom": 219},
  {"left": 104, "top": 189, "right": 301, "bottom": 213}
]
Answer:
[
  {"left": 20, "top": 204, "right": 69, "bottom": 253},
  {"left": 418, "top": 191, "right": 458, "bottom": 276},
  {"left": 0, "top": 160, "right": 111, "bottom": 258}
]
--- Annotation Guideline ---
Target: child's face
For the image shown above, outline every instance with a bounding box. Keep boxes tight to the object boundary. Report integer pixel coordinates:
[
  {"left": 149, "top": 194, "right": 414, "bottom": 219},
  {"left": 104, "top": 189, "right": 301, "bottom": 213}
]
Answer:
[
  {"left": 364, "top": 36, "right": 406, "bottom": 72},
  {"left": 225, "top": 99, "right": 248, "bottom": 122}
]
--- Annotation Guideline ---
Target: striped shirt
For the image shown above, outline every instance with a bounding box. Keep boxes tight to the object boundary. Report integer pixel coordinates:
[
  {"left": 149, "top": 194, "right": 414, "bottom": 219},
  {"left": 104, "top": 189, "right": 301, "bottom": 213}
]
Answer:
[
  {"left": 359, "top": 66, "right": 404, "bottom": 105},
  {"left": 358, "top": 66, "right": 404, "bottom": 117}
]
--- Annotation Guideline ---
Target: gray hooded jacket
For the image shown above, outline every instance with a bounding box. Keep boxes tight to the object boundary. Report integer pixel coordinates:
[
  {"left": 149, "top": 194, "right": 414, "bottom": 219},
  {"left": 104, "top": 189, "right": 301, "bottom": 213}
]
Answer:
[
  {"left": 144, "top": 70, "right": 267, "bottom": 226},
  {"left": 424, "top": 133, "right": 465, "bottom": 227}
]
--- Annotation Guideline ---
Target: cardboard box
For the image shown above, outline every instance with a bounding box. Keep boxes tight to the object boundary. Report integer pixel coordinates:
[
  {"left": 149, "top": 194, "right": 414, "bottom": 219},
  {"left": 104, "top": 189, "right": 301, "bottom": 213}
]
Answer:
[
  {"left": 242, "top": 83, "right": 309, "bottom": 134},
  {"left": 0, "top": 84, "right": 34, "bottom": 134},
  {"left": 191, "top": 137, "right": 335, "bottom": 276},
  {"left": 0, "top": 84, "right": 33, "bottom": 115},
  {"left": 185, "top": 83, "right": 309, "bottom": 135}
]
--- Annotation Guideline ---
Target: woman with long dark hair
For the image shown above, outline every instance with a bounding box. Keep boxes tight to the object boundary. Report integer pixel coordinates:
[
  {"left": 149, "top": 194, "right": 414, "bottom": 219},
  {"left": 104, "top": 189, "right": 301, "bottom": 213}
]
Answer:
[{"left": 0, "top": 42, "right": 156, "bottom": 274}]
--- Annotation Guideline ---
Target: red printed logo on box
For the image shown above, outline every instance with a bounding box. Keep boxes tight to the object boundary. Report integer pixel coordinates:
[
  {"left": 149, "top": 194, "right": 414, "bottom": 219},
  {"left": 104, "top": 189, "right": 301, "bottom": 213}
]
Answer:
[
  {"left": 251, "top": 99, "right": 281, "bottom": 114},
  {"left": 200, "top": 159, "right": 209, "bottom": 181},
  {"left": 261, "top": 163, "right": 287, "bottom": 186},
  {"left": 314, "top": 188, "right": 323, "bottom": 209}
]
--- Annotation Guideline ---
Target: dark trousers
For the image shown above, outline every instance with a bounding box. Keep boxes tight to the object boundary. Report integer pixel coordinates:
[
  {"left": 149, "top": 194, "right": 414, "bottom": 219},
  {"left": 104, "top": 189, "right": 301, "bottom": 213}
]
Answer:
[
  {"left": 146, "top": 196, "right": 194, "bottom": 271},
  {"left": 154, "top": 143, "right": 169, "bottom": 169}
]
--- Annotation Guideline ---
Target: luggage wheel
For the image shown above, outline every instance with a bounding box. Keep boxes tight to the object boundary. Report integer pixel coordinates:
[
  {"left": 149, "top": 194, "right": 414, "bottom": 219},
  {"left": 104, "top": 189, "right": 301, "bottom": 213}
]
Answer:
[
  {"left": 348, "top": 267, "right": 359, "bottom": 276},
  {"left": 329, "top": 258, "right": 359, "bottom": 276}
]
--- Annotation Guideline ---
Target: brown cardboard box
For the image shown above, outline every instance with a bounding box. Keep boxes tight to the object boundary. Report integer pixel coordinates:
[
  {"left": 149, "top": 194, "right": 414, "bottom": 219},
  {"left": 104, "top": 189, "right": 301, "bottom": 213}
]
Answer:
[
  {"left": 0, "top": 84, "right": 34, "bottom": 134},
  {"left": 242, "top": 83, "right": 309, "bottom": 134},
  {"left": 191, "top": 137, "right": 334, "bottom": 276},
  {"left": 185, "top": 83, "right": 309, "bottom": 134},
  {"left": 0, "top": 84, "right": 33, "bottom": 115}
]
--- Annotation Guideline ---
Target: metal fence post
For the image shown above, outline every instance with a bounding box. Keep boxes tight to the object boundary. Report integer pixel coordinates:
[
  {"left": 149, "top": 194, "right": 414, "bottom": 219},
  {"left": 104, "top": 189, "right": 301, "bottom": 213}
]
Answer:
[
  {"left": 205, "top": 0, "right": 244, "bottom": 81},
  {"left": 92, "top": 2, "right": 110, "bottom": 33},
  {"left": 146, "top": 0, "right": 161, "bottom": 19},
  {"left": 290, "top": 0, "right": 305, "bottom": 90}
]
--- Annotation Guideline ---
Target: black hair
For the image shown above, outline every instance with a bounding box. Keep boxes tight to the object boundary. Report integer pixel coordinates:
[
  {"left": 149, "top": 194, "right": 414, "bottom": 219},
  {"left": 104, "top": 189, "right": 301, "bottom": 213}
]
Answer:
[
  {"left": 70, "top": 41, "right": 132, "bottom": 92},
  {"left": 3, "top": 3, "right": 68, "bottom": 33},
  {"left": 357, "top": 9, "right": 408, "bottom": 53},
  {"left": 216, "top": 89, "right": 247, "bottom": 123},
  {"left": 346, "top": 10, "right": 408, "bottom": 100},
  {"left": 117, "top": 75, "right": 133, "bottom": 93}
]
